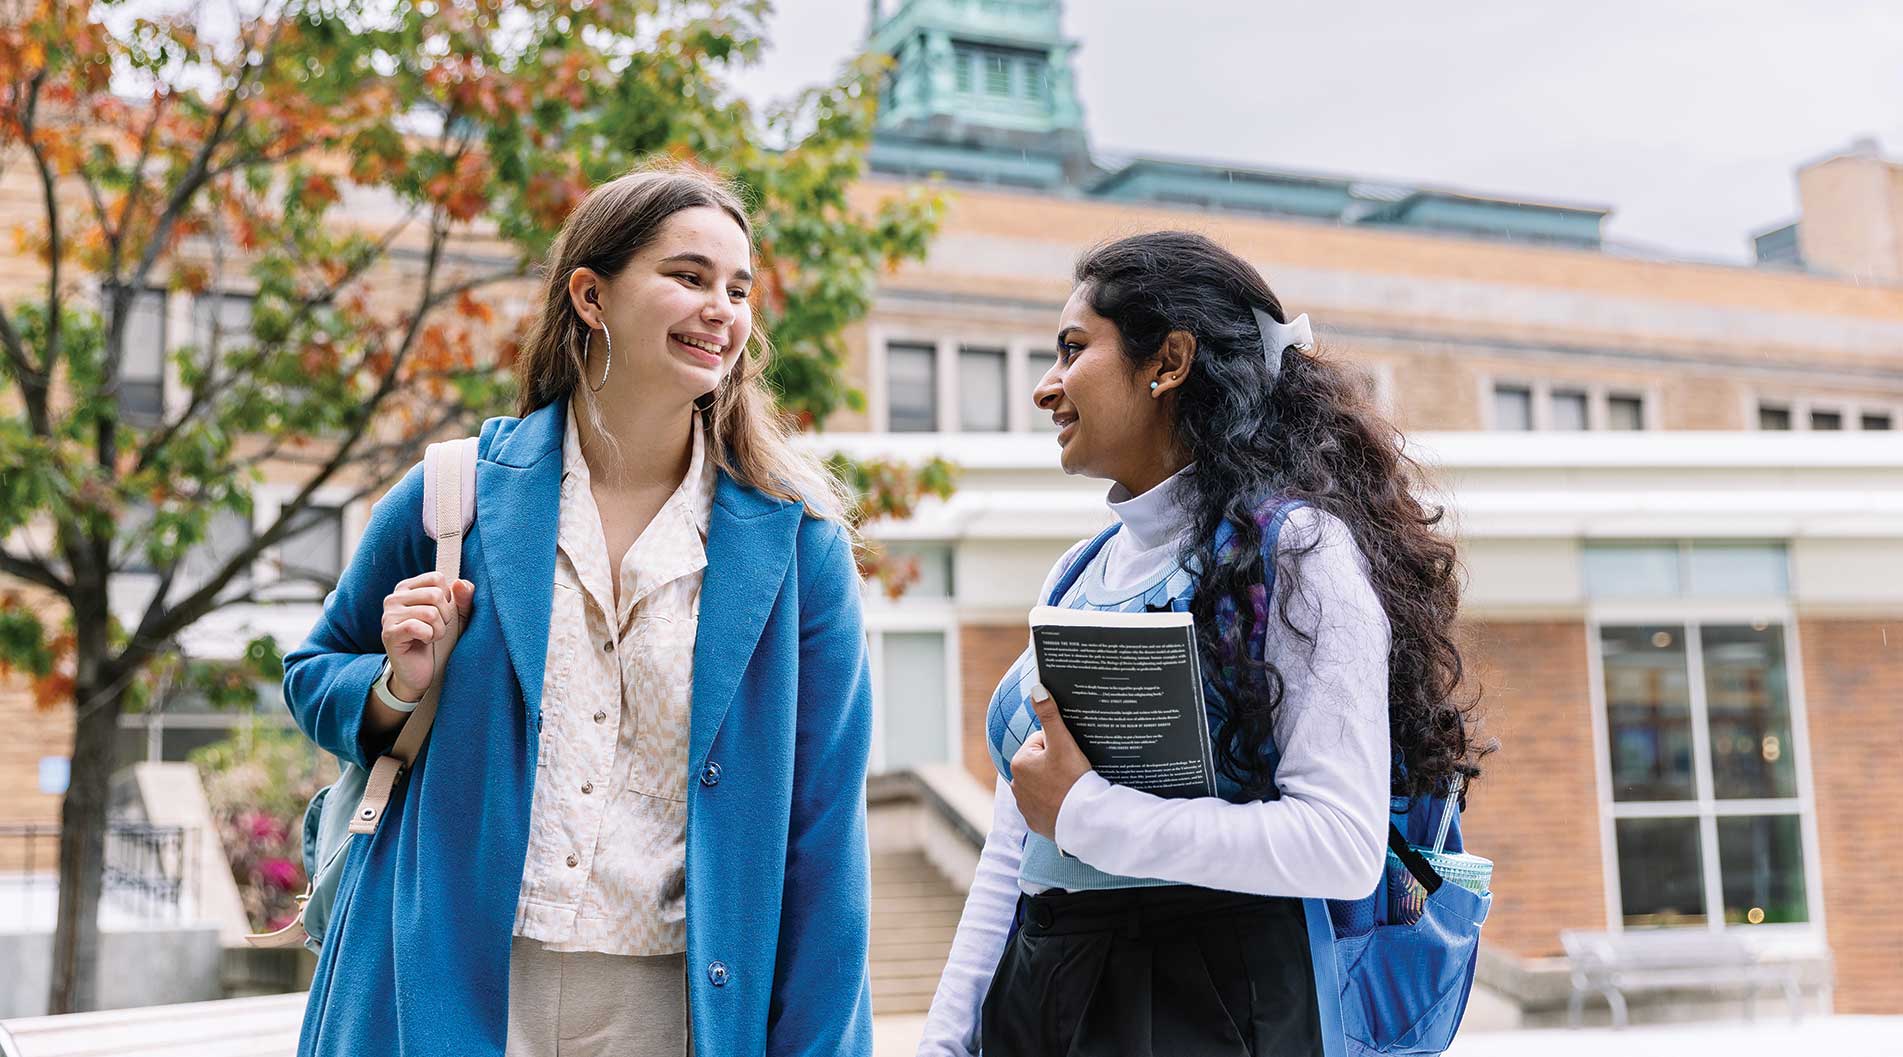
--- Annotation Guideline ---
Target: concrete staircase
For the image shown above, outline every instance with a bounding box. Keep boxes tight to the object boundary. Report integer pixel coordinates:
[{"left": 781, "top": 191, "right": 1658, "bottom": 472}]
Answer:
[{"left": 869, "top": 849, "right": 965, "bottom": 1015}]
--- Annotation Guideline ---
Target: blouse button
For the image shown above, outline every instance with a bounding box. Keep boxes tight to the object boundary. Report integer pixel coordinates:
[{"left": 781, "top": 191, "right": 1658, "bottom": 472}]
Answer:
[
  {"left": 593, "top": 710, "right": 607, "bottom": 724},
  {"left": 602, "top": 640, "right": 614, "bottom": 652},
  {"left": 706, "top": 961, "right": 729, "bottom": 987},
  {"left": 581, "top": 781, "right": 593, "bottom": 795},
  {"left": 565, "top": 853, "right": 579, "bottom": 868}
]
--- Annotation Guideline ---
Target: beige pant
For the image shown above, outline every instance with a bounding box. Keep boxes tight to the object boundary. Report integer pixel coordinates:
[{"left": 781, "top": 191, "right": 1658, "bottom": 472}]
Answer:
[{"left": 505, "top": 936, "right": 692, "bottom": 1057}]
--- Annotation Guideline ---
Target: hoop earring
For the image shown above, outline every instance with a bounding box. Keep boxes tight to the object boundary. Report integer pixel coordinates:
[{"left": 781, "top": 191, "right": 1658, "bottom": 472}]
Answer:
[{"left": 587, "top": 319, "right": 613, "bottom": 393}]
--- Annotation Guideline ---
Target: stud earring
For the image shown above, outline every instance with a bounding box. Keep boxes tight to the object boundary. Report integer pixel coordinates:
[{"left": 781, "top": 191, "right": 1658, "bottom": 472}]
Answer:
[{"left": 1149, "top": 381, "right": 1160, "bottom": 393}]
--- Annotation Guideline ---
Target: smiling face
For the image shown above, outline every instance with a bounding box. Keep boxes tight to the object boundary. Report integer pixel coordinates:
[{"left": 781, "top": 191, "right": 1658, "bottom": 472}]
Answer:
[
  {"left": 569, "top": 205, "right": 754, "bottom": 410},
  {"left": 1034, "top": 284, "right": 1191, "bottom": 493}
]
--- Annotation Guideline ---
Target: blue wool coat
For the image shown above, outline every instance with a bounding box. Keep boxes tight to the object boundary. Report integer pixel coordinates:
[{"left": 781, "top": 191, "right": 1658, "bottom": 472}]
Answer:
[{"left": 284, "top": 396, "right": 874, "bottom": 1057}]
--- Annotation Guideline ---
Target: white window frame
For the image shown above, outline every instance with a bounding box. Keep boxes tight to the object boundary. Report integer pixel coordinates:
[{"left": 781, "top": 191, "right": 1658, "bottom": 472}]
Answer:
[
  {"left": 1481, "top": 375, "right": 1659, "bottom": 431},
  {"left": 863, "top": 610, "right": 963, "bottom": 775},
  {"left": 1748, "top": 391, "right": 1903, "bottom": 431},
  {"left": 1584, "top": 596, "right": 1827, "bottom": 940},
  {"left": 873, "top": 332, "right": 1053, "bottom": 434}
]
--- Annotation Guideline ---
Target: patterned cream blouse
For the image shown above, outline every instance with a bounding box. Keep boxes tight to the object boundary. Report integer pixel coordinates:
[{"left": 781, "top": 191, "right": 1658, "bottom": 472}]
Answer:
[{"left": 512, "top": 404, "right": 713, "bottom": 956}]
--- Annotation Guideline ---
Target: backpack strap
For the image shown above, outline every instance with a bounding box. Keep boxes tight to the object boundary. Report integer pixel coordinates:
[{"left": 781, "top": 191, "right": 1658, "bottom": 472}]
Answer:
[
  {"left": 1046, "top": 523, "right": 1121, "bottom": 606},
  {"left": 349, "top": 437, "right": 479, "bottom": 836}
]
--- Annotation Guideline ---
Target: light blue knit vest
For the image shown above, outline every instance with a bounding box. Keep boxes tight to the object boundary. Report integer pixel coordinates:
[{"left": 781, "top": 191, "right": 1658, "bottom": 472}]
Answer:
[{"left": 985, "top": 509, "right": 1299, "bottom": 891}]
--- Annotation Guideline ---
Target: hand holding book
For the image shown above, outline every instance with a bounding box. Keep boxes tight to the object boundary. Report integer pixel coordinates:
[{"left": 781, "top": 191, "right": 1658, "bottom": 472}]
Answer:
[{"left": 1007, "top": 684, "right": 1094, "bottom": 840}]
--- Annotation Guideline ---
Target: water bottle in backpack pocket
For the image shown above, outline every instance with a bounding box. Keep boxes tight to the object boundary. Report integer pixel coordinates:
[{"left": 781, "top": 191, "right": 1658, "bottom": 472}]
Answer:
[{"left": 1327, "top": 780, "right": 1493, "bottom": 1056}]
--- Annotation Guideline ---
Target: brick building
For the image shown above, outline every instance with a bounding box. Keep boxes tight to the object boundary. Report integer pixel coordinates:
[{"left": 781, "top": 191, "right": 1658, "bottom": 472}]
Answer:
[{"left": 828, "top": 0, "right": 1903, "bottom": 1016}]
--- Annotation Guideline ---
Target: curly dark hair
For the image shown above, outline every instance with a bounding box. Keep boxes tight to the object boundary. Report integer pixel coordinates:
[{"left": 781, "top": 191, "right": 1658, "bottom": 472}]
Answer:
[{"left": 1073, "top": 231, "right": 1491, "bottom": 802}]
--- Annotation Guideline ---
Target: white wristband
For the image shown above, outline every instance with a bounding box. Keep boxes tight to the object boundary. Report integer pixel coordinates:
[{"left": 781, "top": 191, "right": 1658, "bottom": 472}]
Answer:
[{"left": 373, "top": 659, "right": 423, "bottom": 714}]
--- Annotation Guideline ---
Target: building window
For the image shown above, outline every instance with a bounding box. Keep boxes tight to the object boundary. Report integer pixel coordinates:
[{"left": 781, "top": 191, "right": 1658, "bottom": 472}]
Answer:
[
  {"left": 886, "top": 342, "right": 938, "bottom": 432},
  {"left": 193, "top": 291, "right": 254, "bottom": 356},
  {"left": 957, "top": 346, "right": 1008, "bottom": 432},
  {"left": 1492, "top": 384, "right": 1533, "bottom": 431},
  {"left": 881, "top": 541, "right": 954, "bottom": 599},
  {"left": 1754, "top": 395, "right": 1900, "bottom": 430},
  {"left": 984, "top": 52, "right": 1010, "bottom": 95},
  {"left": 1596, "top": 620, "right": 1810, "bottom": 928},
  {"left": 107, "top": 287, "right": 167, "bottom": 422},
  {"left": 1551, "top": 389, "right": 1589, "bottom": 431},
  {"left": 279, "top": 505, "right": 344, "bottom": 582},
  {"left": 954, "top": 47, "right": 974, "bottom": 93},
  {"left": 1607, "top": 394, "right": 1646, "bottom": 431},
  {"left": 1583, "top": 541, "right": 1788, "bottom": 599},
  {"left": 870, "top": 629, "right": 951, "bottom": 773},
  {"left": 1026, "top": 351, "right": 1057, "bottom": 431}
]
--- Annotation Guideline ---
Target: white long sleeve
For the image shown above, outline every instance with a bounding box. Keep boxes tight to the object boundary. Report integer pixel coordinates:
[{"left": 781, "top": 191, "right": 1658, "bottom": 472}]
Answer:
[
  {"left": 916, "top": 500, "right": 1393, "bottom": 1056},
  {"left": 914, "top": 779, "right": 1029, "bottom": 1057},
  {"left": 1052, "top": 506, "right": 1392, "bottom": 899}
]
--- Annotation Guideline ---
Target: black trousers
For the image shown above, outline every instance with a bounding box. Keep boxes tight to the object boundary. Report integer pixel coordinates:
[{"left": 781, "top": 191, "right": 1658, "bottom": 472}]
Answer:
[{"left": 980, "top": 885, "right": 1322, "bottom": 1057}]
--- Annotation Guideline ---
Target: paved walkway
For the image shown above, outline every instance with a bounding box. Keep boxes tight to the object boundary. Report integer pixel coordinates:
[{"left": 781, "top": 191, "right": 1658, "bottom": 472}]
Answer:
[
  {"left": 873, "top": 1013, "right": 1903, "bottom": 1056},
  {"left": 5, "top": 997, "right": 1897, "bottom": 1056}
]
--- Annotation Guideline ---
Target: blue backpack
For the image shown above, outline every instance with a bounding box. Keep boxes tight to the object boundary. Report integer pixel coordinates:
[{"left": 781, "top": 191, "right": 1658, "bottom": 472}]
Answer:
[{"left": 1044, "top": 505, "right": 1491, "bottom": 1057}]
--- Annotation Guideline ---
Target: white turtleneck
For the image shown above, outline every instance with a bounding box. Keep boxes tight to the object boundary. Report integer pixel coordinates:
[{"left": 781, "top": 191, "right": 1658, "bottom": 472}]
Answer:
[{"left": 916, "top": 469, "right": 1393, "bottom": 1057}]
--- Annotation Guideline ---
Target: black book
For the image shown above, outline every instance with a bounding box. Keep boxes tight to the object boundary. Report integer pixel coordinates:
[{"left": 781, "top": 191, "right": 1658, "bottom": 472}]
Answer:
[{"left": 1029, "top": 606, "right": 1217, "bottom": 799}]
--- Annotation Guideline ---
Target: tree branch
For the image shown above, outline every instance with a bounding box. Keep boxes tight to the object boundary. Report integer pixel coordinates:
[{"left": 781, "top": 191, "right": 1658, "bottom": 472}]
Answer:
[
  {"left": 21, "top": 71, "right": 62, "bottom": 379},
  {"left": 0, "top": 549, "right": 70, "bottom": 597}
]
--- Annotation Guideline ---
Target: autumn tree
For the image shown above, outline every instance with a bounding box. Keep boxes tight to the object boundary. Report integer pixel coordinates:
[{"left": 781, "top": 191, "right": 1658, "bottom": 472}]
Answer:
[{"left": 0, "top": 0, "right": 944, "bottom": 1012}]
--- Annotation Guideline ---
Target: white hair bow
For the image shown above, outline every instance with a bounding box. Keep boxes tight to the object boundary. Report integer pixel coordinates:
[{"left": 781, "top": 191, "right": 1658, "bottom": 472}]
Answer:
[{"left": 1251, "top": 307, "right": 1313, "bottom": 384}]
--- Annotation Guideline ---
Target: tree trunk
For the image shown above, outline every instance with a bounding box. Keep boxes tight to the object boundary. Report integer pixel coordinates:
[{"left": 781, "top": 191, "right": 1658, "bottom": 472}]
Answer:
[{"left": 47, "top": 676, "right": 123, "bottom": 1014}]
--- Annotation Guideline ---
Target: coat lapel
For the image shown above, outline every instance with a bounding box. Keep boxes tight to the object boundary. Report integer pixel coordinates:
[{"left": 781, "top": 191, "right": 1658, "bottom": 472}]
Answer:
[
  {"left": 690, "top": 471, "right": 802, "bottom": 770},
  {"left": 478, "top": 397, "right": 565, "bottom": 726}
]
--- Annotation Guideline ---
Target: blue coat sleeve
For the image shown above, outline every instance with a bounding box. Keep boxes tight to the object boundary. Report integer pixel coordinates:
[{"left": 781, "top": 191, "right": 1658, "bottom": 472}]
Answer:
[
  {"left": 766, "top": 518, "right": 875, "bottom": 1057},
  {"left": 282, "top": 459, "right": 433, "bottom": 770}
]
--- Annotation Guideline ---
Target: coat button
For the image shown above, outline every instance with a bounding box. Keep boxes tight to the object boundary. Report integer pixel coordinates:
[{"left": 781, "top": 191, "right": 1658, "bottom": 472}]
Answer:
[
  {"left": 706, "top": 961, "right": 729, "bottom": 987},
  {"left": 566, "top": 853, "right": 579, "bottom": 868},
  {"left": 700, "top": 761, "right": 721, "bottom": 787},
  {"left": 593, "top": 710, "right": 607, "bottom": 724}
]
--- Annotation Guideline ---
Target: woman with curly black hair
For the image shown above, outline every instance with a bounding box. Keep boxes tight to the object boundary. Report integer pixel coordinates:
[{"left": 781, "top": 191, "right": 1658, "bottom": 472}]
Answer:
[{"left": 917, "top": 230, "right": 1488, "bottom": 1057}]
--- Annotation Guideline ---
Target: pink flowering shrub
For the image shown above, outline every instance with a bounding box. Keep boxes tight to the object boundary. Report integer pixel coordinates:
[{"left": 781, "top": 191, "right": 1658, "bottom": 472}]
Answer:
[{"left": 192, "top": 723, "right": 337, "bottom": 932}]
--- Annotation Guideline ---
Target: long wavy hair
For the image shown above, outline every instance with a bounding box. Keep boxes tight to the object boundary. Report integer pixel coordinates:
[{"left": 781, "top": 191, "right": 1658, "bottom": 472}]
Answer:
[
  {"left": 1073, "top": 231, "right": 1490, "bottom": 802},
  {"left": 514, "top": 162, "right": 850, "bottom": 523}
]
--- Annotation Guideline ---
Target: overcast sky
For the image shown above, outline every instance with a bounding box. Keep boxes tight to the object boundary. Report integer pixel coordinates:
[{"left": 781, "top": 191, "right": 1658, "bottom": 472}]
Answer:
[{"left": 729, "top": 0, "right": 1903, "bottom": 263}]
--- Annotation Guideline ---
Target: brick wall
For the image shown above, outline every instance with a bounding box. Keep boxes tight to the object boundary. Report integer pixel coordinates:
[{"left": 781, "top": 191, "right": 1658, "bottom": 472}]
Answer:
[
  {"left": 1454, "top": 619, "right": 1608, "bottom": 958},
  {"left": 957, "top": 622, "right": 1020, "bottom": 792},
  {"left": 1798, "top": 617, "right": 1903, "bottom": 1014}
]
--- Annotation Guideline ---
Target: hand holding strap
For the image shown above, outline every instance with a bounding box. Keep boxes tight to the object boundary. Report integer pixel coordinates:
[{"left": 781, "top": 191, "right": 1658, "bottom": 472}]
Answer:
[{"left": 349, "top": 437, "right": 477, "bottom": 836}]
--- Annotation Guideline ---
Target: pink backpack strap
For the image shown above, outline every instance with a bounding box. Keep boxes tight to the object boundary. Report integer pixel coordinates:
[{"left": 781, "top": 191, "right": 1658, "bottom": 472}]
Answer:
[{"left": 421, "top": 436, "right": 478, "bottom": 539}]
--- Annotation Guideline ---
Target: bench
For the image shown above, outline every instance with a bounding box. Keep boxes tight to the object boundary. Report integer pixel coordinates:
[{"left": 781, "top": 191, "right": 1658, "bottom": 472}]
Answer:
[
  {"left": 1559, "top": 928, "right": 1809, "bottom": 1028},
  {"left": 0, "top": 992, "right": 305, "bottom": 1057}
]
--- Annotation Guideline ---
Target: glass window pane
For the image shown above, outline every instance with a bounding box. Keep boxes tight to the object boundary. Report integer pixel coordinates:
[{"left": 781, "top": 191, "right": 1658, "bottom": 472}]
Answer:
[
  {"left": 1616, "top": 817, "right": 1707, "bottom": 927},
  {"left": 1686, "top": 543, "right": 1787, "bottom": 597},
  {"left": 281, "top": 506, "right": 344, "bottom": 581},
  {"left": 1718, "top": 814, "right": 1807, "bottom": 925},
  {"left": 1607, "top": 395, "right": 1645, "bottom": 430},
  {"left": 985, "top": 53, "right": 1009, "bottom": 95},
  {"left": 1757, "top": 404, "right": 1791, "bottom": 430},
  {"left": 1026, "top": 352, "right": 1058, "bottom": 431},
  {"left": 880, "top": 632, "right": 948, "bottom": 771},
  {"left": 886, "top": 343, "right": 937, "bottom": 432},
  {"left": 1492, "top": 385, "right": 1532, "bottom": 430},
  {"left": 1809, "top": 409, "right": 1842, "bottom": 430},
  {"left": 193, "top": 294, "right": 254, "bottom": 354},
  {"left": 957, "top": 347, "right": 1007, "bottom": 432},
  {"left": 1702, "top": 624, "right": 1797, "bottom": 800},
  {"left": 1600, "top": 625, "right": 1696, "bottom": 801},
  {"left": 882, "top": 542, "right": 953, "bottom": 599},
  {"left": 1583, "top": 544, "right": 1681, "bottom": 598},
  {"left": 161, "top": 726, "right": 236, "bottom": 762},
  {"left": 1861, "top": 413, "right": 1892, "bottom": 430},
  {"left": 1550, "top": 390, "right": 1588, "bottom": 431},
  {"left": 180, "top": 507, "right": 255, "bottom": 590},
  {"left": 114, "top": 288, "right": 167, "bottom": 379},
  {"left": 954, "top": 48, "right": 974, "bottom": 92}
]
